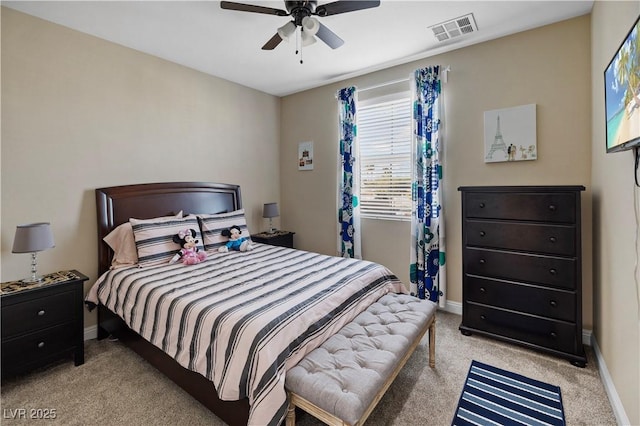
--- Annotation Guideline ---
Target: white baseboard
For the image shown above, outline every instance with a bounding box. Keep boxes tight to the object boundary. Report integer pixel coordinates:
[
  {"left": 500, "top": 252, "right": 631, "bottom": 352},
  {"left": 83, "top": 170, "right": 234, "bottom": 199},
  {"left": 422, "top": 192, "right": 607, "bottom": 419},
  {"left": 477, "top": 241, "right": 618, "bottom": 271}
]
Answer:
[
  {"left": 591, "top": 335, "right": 631, "bottom": 426},
  {"left": 84, "top": 325, "right": 97, "bottom": 341}
]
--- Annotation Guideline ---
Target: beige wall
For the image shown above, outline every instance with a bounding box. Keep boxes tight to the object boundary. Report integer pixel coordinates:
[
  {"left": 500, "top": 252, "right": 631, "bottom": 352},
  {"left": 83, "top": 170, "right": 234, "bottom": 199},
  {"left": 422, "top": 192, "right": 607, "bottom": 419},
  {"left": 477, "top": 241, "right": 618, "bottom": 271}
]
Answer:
[
  {"left": 281, "top": 16, "right": 593, "bottom": 326},
  {"left": 0, "top": 8, "right": 281, "bottom": 328},
  {"left": 591, "top": 2, "right": 640, "bottom": 424}
]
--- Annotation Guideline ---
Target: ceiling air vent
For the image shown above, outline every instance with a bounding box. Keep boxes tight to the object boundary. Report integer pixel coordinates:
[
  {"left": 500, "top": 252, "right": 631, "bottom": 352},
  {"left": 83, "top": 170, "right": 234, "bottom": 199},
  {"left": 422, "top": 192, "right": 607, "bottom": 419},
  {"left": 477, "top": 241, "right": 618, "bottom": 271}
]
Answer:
[{"left": 429, "top": 13, "right": 478, "bottom": 42}]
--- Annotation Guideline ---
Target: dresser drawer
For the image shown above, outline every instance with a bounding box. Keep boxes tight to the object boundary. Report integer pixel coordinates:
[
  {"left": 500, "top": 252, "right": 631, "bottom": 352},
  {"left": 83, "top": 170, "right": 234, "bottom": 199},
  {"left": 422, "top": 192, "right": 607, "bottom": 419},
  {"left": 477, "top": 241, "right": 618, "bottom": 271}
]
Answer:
[
  {"left": 464, "top": 192, "right": 576, "bottom": 223},
  {"left": 1, "top": 290, "right": 76, "bottom": 338},
  {"left": 464, "top": 303, "right": 579, "bottom": 354},
  {"left": 1, "top": 323, "right": 76, "bottom": 372},
  {"left": 464, "top": 276, "right": 576, "bottom": 322},
  {"left": 465, "top": 247, "right": 576, "bottom": 290},
  {"left": 465, "top": 220, "right": 576, "bottom": 256}
]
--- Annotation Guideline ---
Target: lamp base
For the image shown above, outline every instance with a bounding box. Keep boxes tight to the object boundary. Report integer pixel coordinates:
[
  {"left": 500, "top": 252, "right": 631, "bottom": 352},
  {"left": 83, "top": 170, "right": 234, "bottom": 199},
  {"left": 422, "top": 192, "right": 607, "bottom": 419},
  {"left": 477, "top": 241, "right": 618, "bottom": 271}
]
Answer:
[{"left": 21, "top": 275, "right": 44, "bottom": 284}]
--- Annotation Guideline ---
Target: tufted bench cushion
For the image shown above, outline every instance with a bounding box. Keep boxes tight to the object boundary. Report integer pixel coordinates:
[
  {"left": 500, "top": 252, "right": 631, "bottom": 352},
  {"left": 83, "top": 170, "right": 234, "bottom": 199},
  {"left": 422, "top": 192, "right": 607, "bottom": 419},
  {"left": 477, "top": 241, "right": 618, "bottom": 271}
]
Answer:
[{"left": 285, "top": 293, "right": 437, "bottom": 426}]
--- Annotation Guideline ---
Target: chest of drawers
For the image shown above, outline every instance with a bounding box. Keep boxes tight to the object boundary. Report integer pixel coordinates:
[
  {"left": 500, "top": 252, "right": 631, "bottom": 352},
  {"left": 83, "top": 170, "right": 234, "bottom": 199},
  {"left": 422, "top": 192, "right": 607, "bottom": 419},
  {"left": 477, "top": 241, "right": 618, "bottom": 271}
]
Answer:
[
  {"left": 458, "top": 186, "right": 586, "bottom": 367},
  {"left": 1, "top": 270, "right": 88, "bottom": 379}
]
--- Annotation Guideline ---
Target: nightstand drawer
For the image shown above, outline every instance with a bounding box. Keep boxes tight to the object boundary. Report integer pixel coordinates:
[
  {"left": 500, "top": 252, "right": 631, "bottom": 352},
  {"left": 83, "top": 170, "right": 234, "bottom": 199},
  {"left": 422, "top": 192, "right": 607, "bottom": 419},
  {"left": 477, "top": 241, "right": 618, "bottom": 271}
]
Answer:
[
  {"left": 465, "top": 220, "right": 576, "bottom": 256},
  {"left": 1, "top": 290, "right": 76, "bottom": 338},
  {"left": 1, "top": 323, "right": 76, "bottom": 372}
]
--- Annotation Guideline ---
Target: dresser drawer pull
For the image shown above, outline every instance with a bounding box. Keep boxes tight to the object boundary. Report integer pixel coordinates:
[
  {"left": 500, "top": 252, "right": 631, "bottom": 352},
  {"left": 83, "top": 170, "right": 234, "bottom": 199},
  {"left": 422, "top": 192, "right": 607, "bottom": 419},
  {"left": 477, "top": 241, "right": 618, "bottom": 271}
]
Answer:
[
  {"left": 479, "top": 202, "right": 485, "bottom": 208},
  {"left": 549, "top": 268, "right": 557, "bottom": 275},
  {"left": 550, "top": 332, "right": 557, "bottom": 339},
  {"left": 548, "top": 204, "right": 557, "bottom": 211},
  {"left": 479, "top": 231, "right": 486, "bottom": 237},
  {"left": 549, "top": 236, "right": 557, "bottom": 243},
  {"left": 549, "top": 300, "right": 558, "bottom": 308},
  {"left": 479, "top": 259, "right": 486, "bottom": 265},
  {"left": 480, "top": 287, "right": 486, "bottom": 293},
  {"left": 37, "top": 310, "right": 46, "bottom": 316},
  {"left": 37, "top": 342, "right": 45, "bottom": 349},
  {"left": 480, "top": 315, "right": 486, "bottom": 320}
]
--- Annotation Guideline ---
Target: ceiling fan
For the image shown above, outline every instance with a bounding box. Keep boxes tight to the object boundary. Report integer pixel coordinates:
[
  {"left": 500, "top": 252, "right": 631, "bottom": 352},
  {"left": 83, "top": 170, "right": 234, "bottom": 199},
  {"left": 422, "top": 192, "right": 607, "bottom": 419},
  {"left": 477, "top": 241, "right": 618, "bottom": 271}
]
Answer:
[{"left": 220, "top": 1, "right": 381, "bottom": 51}]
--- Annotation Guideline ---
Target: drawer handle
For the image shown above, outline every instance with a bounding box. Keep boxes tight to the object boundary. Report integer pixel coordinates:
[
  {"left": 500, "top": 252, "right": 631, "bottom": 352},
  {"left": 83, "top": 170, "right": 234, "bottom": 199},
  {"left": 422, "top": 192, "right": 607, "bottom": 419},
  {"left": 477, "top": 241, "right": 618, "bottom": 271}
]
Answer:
[
  {"left": 549, "top": 236, "right": 557, "bottom": 243},
  {"left": 479, "top": 202, "right": 485, "bottom": 208},
  {"left": 480, "top": 287, "right": 486, "bottom": 293},
  {"left": 550, "top": 332, "right": 557, "bottom": 339},
  {"left": 479, "top": 259, "right": 486, "bottom": 265},
  {"left": 480, "top": 315, "right": 486, "bottom": 320},
  {"left": 549, "top": 268, "right": 557, "bottom": 275},
  {"left": 37, "top": 341, "right": 45, "bottom": 349},
  {"left": 37, "top": 309, "right": 46, "bottom": 316},
  {"left": 479, "top": 231, "right": 486, "bottom": 237},
  {"left": 549, "top": 300, "right": 558, "bottom": 308},
  {"left": 548, "top": 204, "right": 557, "bottom": 211}
]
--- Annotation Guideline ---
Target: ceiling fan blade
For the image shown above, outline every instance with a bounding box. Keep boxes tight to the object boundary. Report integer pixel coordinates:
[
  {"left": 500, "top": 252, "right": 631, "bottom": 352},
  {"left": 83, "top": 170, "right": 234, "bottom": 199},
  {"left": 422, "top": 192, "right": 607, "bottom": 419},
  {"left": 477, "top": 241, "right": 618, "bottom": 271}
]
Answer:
[
  {"left": 315, "top": 22, "right": 344, "bottom": 49},
  {"left": 262, "top": 33, "right": 283, "bottom": 50},
  {"left": 220, "top": 1, "right": 288, "bottom": 16},
  {"left": 315, "top": 0, "right": 380, "bottom": 17}
]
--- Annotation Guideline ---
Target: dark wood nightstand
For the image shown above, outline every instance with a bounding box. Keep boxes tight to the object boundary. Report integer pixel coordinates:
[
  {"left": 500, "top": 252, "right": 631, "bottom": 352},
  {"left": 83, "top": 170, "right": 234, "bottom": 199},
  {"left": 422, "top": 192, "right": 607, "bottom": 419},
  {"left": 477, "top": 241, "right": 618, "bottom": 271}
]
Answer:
[
  {"left": 251, "top": 231, "right": 295, "bottom": 248},
  {"left": 1, "top": 270, "right": 88, "bottom": 379}
]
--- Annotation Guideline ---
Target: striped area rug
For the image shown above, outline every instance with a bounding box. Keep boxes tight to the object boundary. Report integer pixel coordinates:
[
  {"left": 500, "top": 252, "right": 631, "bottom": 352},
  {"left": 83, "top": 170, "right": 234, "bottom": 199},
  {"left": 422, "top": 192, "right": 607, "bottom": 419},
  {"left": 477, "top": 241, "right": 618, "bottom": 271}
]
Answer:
[{"left": 452, "top": 360, "right": 566, "bottom": 426}]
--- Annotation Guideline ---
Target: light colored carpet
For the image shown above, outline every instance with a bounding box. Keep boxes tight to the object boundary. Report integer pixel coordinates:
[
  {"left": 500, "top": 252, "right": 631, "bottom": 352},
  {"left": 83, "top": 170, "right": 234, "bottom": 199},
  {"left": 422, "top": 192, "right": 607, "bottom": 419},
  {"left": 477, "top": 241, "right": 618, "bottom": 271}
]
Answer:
[{"left": 0, "top": 311, "right": 616, "bottom": 425}]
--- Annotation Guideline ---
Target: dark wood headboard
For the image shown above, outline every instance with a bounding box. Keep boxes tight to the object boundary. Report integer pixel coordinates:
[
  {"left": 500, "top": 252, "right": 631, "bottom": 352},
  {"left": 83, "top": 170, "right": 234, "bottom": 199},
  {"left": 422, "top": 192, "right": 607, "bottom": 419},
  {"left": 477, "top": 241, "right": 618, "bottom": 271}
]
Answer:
[{"left": 95, "top": 182, "right": 242, "bottom": 276}]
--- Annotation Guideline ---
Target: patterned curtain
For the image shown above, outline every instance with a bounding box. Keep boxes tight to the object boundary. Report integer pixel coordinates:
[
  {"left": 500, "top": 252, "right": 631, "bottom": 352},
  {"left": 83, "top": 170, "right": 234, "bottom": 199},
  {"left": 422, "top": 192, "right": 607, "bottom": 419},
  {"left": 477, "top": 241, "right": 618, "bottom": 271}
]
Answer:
[
  {"left": 337, "top": 86, "right": 361, "bottom": 259},
  {"left": 410, "top": 66, "right": 446, "bottom": 306}
]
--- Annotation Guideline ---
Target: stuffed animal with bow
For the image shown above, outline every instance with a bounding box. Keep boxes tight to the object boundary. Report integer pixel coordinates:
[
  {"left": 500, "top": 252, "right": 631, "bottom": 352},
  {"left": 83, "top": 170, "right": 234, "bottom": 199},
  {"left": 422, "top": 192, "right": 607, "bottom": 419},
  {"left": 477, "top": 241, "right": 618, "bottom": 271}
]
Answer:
[
  {"left": 170, "top": 228, "right": 207, "bottom": 265},
  {"left": 218, "top": 225, "right": 254, "bottom": 252}
]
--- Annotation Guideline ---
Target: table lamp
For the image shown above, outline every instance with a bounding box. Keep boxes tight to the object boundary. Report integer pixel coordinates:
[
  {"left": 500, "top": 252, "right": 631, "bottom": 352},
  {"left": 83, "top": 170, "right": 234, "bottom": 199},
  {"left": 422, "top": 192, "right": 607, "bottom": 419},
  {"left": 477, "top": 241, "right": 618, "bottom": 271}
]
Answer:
[
  {"left": 12, "top": 222, "right": 55, "bottom": 283},
  {"left": 262, "top": 203, "right": 279, "bottom": 234}
]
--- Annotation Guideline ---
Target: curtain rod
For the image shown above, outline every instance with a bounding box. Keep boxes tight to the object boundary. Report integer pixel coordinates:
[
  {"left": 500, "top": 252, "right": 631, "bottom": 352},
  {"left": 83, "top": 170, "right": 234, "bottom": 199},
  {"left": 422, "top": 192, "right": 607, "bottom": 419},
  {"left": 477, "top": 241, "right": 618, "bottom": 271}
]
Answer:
[{"left": 358, "top": 65, "right": 451, "bottom": 92}]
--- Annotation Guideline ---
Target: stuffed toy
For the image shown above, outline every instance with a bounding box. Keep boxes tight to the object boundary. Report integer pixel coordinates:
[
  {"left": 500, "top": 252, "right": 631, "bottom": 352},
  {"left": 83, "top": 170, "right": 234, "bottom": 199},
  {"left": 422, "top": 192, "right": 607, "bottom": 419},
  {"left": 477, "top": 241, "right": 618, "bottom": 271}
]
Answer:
[
  {"left": 170, "top": 228, "right": 207, "bottom": 265},
  {"left": 218, "top": 225, "right": 254, "bottom": 252}
]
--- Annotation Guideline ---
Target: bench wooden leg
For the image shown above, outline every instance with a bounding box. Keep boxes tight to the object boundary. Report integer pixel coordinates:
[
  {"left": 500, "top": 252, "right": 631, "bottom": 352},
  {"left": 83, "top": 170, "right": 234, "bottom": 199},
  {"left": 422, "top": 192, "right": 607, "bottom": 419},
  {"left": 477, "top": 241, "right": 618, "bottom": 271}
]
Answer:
[
  {"left": 428, "top": 319, "right": 436, "bottom": 368},
  {"left": 286, "top": 399, "right": 296, "bottom": 426}
]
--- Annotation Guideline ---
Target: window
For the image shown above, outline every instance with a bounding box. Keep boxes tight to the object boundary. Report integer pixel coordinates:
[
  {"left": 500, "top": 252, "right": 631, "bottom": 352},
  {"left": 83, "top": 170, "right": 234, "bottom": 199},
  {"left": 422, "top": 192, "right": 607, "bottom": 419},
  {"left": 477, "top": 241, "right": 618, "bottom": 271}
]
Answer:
[{"left": 358, "top": 92, "right": 412, "bottom": 220}]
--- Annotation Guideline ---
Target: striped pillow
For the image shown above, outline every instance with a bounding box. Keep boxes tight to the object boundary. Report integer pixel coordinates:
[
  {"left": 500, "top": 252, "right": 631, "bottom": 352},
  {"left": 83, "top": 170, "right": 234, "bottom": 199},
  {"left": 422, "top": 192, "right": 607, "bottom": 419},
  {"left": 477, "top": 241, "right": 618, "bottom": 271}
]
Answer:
[
  {"left": 198, "top": 209, "right": 252, "bottom": 252},
  {"left": 130, "top": 215, "right": 204, "bottom": 267}
]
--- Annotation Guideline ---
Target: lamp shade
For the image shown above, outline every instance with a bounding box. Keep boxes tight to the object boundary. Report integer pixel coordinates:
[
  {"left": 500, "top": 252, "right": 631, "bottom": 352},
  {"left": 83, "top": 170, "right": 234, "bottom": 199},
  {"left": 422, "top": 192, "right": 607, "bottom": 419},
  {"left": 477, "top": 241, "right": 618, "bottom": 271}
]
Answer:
[
  {"left": 277, "top": 21, "right": 296, "bottom": 42},
  {"left": 263, "top": 203, "right": 279, "bottom": 219},
  {"left": 12, "top": 223, "right": 55, "bottom": 253},
  {"left": 302, "top": 16, "right": 320, "bottom": 35},
  {"left": 301, "top": 29, "right": 317, "bottom": 46}
]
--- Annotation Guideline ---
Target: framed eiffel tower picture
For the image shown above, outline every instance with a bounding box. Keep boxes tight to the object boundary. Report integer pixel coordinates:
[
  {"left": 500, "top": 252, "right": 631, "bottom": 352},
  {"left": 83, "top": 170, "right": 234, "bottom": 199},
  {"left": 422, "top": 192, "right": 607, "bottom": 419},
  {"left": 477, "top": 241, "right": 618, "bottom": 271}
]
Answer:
[{"left": 484, "top": 104, "right": 537, "bottom": 163}]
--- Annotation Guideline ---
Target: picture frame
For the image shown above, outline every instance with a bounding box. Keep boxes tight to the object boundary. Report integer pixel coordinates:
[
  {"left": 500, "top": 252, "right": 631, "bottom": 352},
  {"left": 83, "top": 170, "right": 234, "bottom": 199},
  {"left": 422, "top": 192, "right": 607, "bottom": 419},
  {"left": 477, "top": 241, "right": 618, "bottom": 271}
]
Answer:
[
  {"left": 298, "top": 141, "right": 314, "bottom": 171},
  {"left": 484, "top": 104, "right": 537, "bottom": 163}
]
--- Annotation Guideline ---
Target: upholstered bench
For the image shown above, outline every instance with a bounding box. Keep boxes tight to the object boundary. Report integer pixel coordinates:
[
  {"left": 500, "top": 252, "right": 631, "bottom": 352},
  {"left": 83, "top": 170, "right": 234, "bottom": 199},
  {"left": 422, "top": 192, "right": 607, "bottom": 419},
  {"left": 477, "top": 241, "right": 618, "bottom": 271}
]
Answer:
[{"left": 285, "top": 293, "right": 437, "bottom": 426}]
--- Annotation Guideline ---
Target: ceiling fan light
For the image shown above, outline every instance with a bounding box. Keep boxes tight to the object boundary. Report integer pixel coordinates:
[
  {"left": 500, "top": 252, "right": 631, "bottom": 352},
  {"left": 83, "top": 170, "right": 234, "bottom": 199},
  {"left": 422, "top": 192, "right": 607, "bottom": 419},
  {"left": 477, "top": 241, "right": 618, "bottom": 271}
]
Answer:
[
  {"left": 301, "top": 30, "right": 316, "bottom": 46},
  {"left": 301, "top": 16, "right": 320, "bottom": 35},
  {"left": 277, "top": 21, "right": 296, "bottom": 42}
]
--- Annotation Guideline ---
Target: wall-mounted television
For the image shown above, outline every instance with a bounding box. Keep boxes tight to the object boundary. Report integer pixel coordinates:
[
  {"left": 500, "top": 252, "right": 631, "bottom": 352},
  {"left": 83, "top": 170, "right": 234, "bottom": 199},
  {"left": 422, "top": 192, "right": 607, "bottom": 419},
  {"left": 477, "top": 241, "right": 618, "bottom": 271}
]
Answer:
[{"left": 604, "top": 15, "right": 640, "bottom": 153}]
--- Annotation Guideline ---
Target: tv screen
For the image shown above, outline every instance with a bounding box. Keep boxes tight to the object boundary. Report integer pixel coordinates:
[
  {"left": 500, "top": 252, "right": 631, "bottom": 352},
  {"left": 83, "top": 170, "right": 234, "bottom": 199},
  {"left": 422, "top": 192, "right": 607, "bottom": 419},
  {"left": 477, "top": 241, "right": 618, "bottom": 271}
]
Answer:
[{"left": 604, "top": 15, "right": 640, "bottom": 153}]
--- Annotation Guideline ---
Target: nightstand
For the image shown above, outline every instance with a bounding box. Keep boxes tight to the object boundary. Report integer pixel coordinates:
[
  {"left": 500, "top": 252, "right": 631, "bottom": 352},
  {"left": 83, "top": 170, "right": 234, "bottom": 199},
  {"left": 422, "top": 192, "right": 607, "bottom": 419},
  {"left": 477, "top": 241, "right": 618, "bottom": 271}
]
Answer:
[
  {"left": 252, "top": 231, "right": 295, "bottom": 248},
  {"left": 1, "top": 270, "right": 88, "bottom": 379}
]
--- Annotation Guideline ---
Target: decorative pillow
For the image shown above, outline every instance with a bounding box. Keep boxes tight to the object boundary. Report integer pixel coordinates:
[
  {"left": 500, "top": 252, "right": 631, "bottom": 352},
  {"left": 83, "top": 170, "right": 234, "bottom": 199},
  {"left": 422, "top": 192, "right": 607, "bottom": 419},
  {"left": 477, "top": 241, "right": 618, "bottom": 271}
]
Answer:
[
  {"left": 198, "top": 209, "right": 252, "bottom": 252},
  {"left": 130, "top": 214, "right": 203, "bottom": 267},
  {"left": 104, "top": 211, "right": 183, "bottom": 269}
]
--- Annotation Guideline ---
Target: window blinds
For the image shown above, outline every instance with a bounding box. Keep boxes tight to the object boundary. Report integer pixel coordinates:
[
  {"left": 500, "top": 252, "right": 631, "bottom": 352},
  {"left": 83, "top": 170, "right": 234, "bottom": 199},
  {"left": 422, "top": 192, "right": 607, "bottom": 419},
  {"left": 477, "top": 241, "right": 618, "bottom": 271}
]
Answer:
[{"left": 358, "top": 95, "right": 412, "bottom": 220}]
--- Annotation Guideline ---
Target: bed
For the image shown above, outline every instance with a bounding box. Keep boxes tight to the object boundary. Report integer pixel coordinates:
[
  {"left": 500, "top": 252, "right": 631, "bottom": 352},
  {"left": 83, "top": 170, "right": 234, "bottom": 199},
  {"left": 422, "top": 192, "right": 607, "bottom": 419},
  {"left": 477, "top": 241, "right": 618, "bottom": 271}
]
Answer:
[{"left": 88, "top": 182, "right": 408, "bottom": 426}]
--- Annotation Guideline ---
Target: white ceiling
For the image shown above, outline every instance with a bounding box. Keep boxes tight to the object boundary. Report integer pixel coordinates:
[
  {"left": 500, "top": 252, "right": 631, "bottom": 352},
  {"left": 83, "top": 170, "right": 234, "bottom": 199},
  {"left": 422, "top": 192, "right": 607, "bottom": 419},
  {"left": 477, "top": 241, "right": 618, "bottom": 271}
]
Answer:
[{"left": 3, "top": 1, "right": 593, "bottom": 97}]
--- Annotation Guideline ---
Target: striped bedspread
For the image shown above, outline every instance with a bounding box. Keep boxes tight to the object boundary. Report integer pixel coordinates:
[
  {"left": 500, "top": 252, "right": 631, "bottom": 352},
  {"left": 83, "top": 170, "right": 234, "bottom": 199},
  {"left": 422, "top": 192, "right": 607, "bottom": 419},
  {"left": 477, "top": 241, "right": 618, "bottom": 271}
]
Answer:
[{"left": 86, "top": 244, "right": 407, "bottom": 426}]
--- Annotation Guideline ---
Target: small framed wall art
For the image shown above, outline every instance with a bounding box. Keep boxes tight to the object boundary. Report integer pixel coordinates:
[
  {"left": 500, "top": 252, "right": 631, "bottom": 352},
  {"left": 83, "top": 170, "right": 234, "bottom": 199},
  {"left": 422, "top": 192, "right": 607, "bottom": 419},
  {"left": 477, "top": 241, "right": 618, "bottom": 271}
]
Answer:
[
  {"left": 298, "top": 141, "right": 314, "bottom": 171},
  {"left": 484, "top": 104, "right": 537, "bottom": 163}
]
